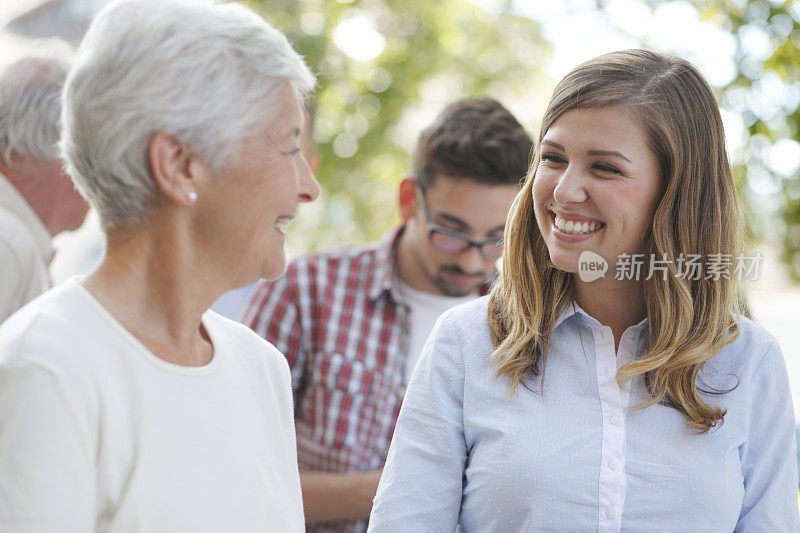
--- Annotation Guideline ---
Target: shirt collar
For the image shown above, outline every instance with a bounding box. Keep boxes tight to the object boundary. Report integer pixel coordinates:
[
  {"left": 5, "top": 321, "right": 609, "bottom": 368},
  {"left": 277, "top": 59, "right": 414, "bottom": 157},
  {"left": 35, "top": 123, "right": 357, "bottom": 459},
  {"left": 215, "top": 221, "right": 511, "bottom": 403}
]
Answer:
[
  {"left": 367, "top": 224, "right": 495, "bottom": 303},
  {"left": 553, "top": 298, "right": 648, "bottom": 333},
  {"left": 0, "top": 172, "right": 54, "bottom": 264},
  {"left": 553, "top": 299, "right": 583, "bottom": 330},
  {"left": 368, "top": 226, "right": 404, "bottom": 302}
]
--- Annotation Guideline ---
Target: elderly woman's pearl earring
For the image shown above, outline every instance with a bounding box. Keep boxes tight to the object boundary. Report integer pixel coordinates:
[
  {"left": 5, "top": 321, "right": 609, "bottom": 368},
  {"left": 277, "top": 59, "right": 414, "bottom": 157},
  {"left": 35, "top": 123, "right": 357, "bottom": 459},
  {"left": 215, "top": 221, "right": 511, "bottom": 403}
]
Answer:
[{"left": 188, "top": 191, "right": 198, "bottom": 203}]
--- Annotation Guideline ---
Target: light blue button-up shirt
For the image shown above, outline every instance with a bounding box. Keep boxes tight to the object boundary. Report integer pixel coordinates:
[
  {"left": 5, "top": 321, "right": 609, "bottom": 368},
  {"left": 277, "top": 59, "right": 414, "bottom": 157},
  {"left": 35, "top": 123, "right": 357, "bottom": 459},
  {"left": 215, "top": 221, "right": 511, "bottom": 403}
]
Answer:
[{"left": 368, "top": 297, "right": 799, "bottom": 532}]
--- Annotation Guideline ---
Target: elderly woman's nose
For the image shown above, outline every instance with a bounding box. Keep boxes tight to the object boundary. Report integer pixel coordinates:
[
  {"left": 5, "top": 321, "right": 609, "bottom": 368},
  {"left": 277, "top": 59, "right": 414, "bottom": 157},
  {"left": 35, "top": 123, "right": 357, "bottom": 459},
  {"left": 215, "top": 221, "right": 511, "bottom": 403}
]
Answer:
[
  {"left": 298, "top": 155, "right": 320, "bottom": 203},
  {"left": 553, "top": 166, "right": 588, "bottom": 205}
]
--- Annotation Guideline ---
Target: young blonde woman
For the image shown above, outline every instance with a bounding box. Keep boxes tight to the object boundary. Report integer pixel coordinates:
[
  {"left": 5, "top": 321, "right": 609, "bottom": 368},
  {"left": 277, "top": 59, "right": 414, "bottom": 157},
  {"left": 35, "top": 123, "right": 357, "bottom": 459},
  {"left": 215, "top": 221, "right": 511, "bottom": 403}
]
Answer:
[{"left": 368, "top": 49, "right": 799, "bottom": 532}]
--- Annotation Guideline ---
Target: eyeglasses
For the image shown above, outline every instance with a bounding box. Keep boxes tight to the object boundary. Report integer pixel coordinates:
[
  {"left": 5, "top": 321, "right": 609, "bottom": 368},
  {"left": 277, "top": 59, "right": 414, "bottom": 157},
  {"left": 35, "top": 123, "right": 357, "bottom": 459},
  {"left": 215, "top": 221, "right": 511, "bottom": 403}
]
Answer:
[{"left": 415, "top": 182, "right": 504, "bottom": 260}]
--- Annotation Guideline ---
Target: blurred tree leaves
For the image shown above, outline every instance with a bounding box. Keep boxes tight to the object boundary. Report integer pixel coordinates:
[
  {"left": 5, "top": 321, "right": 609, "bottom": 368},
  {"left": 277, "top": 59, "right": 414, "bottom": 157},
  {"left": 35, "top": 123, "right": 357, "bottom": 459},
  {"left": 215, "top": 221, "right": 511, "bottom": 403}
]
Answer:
[
  {"left": 245, "top": 0, "right": 548, "bottom": 251},
  {"left": 248, "top": 0, "right": 800, "bottom": 281},
  {"left": 590, "top": 0, "right": 799, "bottom": 279},
  {"left": 699, "top": 0, "right": 800, "bottom": 280}
]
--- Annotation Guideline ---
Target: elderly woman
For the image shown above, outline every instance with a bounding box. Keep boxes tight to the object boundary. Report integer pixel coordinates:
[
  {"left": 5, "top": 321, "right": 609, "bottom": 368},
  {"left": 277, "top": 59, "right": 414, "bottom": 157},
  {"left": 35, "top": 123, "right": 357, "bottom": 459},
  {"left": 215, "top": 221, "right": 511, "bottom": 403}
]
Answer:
[
  {"left": 368, "top": 50, "right": 799, "bottom": 531},
  {"left": 0, "top": 0, "right": 318, "bottom": 530}
]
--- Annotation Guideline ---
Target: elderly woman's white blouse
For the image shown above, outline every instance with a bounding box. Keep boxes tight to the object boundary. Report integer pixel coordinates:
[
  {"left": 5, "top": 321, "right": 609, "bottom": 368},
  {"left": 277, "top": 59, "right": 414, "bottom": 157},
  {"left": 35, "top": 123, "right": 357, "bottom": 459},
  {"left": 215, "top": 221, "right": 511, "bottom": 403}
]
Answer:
[
  {"left": 0, "top": 278, "right": 304, "bottom": 532},
  {"left": 368, "top": 297, "right": 799, "bottom": 532}
]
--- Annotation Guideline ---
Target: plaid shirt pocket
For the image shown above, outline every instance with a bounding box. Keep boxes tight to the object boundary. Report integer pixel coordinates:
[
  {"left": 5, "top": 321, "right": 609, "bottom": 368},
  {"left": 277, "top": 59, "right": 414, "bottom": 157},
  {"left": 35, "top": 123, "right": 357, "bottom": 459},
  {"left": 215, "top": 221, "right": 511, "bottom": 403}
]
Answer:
[{"left": 308, "top": 351, "right": 375, "bottom": 450}]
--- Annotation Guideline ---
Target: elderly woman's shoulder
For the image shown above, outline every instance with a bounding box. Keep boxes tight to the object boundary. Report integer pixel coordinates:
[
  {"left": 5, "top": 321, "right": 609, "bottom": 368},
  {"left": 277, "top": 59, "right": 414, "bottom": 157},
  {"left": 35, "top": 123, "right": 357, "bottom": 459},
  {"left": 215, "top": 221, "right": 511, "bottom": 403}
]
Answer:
[
  {"left": 202, "top": 310, "right": 290, "bottom": 371},
  {"left": 0, "top": 280, "right": 88, "bottom": 365}
]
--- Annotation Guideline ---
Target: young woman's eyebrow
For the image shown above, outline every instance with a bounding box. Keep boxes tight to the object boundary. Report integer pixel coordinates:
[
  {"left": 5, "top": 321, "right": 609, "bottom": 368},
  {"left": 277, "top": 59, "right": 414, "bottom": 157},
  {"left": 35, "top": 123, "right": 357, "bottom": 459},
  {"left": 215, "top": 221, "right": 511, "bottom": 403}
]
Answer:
[
  {"left": 587, "top": 149, "right": 630, "bottom": 162},
  {"left": 541, "top": 141, "right": 631, "bottom": 163},
  {"left": 541, "top": 140, "right": 565, "bottom": 151}
]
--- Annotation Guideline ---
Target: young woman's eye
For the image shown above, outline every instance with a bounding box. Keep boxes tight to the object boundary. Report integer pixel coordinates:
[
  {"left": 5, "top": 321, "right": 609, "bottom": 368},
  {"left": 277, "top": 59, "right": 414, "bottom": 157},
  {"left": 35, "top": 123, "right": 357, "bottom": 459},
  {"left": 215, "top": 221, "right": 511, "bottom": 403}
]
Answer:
[
  {"left": 593, "top": 162, "right": 621, "bottom": 174},
  {"left": 541, "top": 153, "right": 566, "bottom": 164}
]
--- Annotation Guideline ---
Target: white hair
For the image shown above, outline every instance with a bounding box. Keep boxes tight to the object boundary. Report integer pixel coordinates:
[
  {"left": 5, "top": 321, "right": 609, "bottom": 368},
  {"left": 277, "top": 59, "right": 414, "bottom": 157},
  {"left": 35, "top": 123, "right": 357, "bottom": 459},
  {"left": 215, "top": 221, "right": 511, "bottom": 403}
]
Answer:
[
  {"left": 0, "top": 42, "right": 73, "bottom": 166},
  {"left": 61, "top": 0, "right": 315, "bottom": 228}
]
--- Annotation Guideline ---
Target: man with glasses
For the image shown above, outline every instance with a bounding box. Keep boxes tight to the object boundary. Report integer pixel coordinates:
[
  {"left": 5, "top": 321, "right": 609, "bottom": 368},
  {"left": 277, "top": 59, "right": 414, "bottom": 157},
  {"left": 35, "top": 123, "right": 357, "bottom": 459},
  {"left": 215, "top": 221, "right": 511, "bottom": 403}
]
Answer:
[{"left": 243, "top": 97, "right": 532, "bottom": 532}]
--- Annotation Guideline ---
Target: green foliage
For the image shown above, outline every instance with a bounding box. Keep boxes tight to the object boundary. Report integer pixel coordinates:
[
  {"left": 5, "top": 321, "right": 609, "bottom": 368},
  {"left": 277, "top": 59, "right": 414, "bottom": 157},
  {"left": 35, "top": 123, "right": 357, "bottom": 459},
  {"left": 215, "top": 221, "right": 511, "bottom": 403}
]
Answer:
[
  {"left": 696, "top": 0, "right": 800, "bottom": 279},
  {"left": 248, "top": 0, "right": 800, "bottom": 280},
  {"left": 245, "top": 0, "right": 548, "bottom": 250}
]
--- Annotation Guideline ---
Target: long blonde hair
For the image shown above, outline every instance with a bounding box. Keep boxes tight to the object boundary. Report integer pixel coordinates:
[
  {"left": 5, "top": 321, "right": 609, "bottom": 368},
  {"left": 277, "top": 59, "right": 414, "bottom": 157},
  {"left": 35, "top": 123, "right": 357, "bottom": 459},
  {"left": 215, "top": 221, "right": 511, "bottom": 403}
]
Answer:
[{"left": 488, "top": 50, "right": 745, "bottom": 432}]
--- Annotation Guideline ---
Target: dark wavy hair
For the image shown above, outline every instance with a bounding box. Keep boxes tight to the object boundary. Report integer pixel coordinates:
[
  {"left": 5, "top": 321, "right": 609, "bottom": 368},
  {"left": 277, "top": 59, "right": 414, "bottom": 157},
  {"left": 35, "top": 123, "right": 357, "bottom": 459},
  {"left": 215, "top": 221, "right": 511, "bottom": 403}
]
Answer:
[{"left": 412, "top": 97, "right": 532, "bottom": 188}]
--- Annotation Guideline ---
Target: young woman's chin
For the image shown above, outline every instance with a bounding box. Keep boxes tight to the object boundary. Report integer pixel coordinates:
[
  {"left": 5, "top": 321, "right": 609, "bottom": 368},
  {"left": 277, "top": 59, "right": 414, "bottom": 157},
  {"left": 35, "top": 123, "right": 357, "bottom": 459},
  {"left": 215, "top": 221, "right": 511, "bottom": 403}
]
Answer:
[{"left": 547, "top": 251, "right": 579, "bottom": 274}]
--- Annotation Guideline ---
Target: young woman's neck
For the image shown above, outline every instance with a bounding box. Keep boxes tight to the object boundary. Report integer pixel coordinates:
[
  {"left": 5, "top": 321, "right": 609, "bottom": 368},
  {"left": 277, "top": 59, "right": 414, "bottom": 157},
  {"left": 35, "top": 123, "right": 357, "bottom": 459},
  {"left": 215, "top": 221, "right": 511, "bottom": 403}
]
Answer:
[{"left": 572, "top": 276, "right": 647, "bottom": 352}]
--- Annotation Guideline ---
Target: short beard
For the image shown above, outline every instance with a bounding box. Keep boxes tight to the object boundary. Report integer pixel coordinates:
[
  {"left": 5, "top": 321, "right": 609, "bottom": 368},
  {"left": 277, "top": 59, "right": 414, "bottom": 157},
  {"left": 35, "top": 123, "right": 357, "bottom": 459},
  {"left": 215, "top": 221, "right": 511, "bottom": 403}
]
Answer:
[{"left": 430, "top": 266, "right": 486, "bottom": 297}]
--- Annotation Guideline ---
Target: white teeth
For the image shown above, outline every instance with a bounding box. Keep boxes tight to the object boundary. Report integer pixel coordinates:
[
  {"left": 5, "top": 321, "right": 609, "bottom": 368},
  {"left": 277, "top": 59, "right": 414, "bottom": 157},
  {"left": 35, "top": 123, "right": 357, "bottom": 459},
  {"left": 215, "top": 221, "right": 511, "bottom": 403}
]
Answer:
[{"left": 553, "top": 214, "right": 603, "bottom": 234}]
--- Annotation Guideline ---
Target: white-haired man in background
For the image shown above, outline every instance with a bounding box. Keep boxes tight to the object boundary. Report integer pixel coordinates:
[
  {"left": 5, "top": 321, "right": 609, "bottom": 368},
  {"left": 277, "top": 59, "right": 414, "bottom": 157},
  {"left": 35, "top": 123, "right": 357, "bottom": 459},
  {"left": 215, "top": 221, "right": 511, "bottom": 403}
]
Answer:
[{"left": 0, "top": 46, "right": 88, "bottom": 323}]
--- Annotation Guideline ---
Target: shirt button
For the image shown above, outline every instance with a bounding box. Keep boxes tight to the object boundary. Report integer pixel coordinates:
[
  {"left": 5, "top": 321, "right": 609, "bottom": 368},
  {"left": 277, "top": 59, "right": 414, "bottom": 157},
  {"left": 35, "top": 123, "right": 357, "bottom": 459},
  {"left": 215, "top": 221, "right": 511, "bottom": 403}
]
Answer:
[
  {"left": 610, "top": 414, "right": 620, "bottom": 425},
  {"left": 605, "top": 508, "right": 616, "bottom": 519},
  {"left": 608, "top": 459, "right": 620, "bottom": 470}
]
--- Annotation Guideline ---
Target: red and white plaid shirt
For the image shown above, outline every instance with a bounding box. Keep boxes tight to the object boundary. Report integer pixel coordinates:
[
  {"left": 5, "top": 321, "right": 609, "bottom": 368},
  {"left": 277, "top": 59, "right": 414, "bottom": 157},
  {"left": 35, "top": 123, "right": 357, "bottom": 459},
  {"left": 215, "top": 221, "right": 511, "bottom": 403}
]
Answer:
[{"left": 243, "top": 227, "right": 490, "bottom": 532}]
